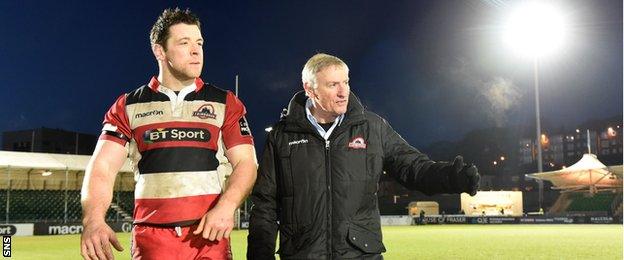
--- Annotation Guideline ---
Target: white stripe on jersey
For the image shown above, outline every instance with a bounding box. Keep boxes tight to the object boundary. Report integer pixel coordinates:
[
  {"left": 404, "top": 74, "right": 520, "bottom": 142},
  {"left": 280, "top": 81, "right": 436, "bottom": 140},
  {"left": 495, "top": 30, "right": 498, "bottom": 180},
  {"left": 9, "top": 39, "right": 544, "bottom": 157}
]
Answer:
[{"left": 135, "top": 170, "right": 222, "bottom": 199}]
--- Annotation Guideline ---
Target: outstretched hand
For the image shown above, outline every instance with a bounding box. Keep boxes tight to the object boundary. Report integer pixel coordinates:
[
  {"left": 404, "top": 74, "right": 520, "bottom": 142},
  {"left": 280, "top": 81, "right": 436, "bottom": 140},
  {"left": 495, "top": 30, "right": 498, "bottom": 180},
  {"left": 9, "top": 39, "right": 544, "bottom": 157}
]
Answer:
[{"left": 452, "top": 156, "right": 480, "bottom": 196}]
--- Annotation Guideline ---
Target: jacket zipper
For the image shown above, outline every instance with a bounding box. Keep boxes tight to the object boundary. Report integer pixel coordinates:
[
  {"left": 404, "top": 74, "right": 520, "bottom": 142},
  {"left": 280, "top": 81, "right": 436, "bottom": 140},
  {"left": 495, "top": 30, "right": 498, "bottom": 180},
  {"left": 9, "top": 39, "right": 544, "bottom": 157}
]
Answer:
[{"left": 325, "top": 139, "right": 332, "bottom": 259}]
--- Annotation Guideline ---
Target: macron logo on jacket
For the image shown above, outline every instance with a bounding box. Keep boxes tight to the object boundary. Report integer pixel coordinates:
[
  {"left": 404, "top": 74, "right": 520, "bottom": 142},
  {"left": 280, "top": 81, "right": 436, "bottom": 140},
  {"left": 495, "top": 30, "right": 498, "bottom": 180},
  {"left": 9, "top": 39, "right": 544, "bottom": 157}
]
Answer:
[{"left": 288, "top": 139, "right": 308, "bottom": 146}]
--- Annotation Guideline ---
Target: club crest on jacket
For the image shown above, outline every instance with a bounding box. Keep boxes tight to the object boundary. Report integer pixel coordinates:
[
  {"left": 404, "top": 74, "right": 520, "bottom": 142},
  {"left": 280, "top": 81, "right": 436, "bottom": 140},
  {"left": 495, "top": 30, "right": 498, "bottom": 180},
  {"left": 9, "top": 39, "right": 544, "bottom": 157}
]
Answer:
[{"left": 348, "top": 137, "right": 367, "bottom": 149}]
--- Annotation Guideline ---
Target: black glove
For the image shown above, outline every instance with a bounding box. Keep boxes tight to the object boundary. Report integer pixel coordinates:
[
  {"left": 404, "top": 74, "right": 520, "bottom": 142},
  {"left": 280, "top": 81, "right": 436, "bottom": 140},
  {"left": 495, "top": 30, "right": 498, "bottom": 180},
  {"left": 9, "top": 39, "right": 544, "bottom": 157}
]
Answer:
[{"left": 449, "top": 156, "right": 480, "bottom": 196}]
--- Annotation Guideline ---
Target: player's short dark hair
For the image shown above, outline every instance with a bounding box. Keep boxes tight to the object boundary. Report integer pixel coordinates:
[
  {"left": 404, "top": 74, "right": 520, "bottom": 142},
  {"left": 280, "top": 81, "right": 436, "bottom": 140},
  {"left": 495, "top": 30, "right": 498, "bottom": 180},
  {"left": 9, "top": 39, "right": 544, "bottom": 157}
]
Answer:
[{"left": 150, "top": 8, "right": 201, "bottom": 50}]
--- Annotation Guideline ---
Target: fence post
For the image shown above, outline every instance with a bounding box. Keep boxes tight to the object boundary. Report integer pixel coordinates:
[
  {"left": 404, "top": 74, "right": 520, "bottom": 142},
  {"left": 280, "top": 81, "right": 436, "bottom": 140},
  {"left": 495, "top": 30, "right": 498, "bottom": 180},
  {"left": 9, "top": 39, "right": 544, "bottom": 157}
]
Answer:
[
  {"left": 5, "top": 166, "right": 10, "bottom": 224},
  {"left": 64, "top": 167, "right": 69, "bottom": 223}
]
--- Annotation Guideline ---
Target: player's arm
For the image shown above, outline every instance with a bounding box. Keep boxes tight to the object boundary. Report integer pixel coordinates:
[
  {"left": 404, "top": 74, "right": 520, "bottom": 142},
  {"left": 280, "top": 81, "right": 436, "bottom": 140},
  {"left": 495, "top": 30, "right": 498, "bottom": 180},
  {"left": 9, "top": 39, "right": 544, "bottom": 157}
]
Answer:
[
  {"left": 193, "top": 144, "right": 257, "bottom": 241},
  {"left": 80, "top": 140, "right": 127, "bottom": 260},
  {"left": 193, "top": 91, "right": 257, "bottom": 241}
]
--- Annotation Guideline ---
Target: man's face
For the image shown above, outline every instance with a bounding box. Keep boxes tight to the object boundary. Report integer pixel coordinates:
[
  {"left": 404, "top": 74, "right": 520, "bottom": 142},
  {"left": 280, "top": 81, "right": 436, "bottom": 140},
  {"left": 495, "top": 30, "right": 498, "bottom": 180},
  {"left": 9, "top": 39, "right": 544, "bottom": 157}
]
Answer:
[
  {"left": 306, "top": 65, "right": 350, "bottom": 118},
  {"left": 161, "top": 23, "right": 203, "bottom": 81}
]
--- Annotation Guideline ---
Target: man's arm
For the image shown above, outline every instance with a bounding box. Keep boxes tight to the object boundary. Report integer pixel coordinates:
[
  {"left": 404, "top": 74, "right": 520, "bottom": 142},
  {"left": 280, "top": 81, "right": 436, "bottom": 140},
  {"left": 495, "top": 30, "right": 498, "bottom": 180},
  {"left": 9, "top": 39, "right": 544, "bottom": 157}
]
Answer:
[
  {"left": 193, "top": 144, "right": 257, "bottom": 241},
  {"left": 80, "top": 140, "right": 127, "bottom": 260},
  {"left": 247, "top": 135, "right": 279, "bottom": 259},
  {"left": 380, "top": 117, "right": 479, "bottom": 196}
]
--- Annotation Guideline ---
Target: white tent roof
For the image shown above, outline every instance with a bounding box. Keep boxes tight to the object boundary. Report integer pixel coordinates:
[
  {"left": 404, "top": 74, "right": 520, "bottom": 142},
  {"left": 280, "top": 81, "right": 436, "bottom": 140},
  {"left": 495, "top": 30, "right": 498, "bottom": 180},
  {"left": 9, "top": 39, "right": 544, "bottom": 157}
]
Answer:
[
  {"left": 0, "top": 150, "right": 133, "bottom": 173},
  {"left": 527, "top": 153, "right": 622, "bottom": 191}
]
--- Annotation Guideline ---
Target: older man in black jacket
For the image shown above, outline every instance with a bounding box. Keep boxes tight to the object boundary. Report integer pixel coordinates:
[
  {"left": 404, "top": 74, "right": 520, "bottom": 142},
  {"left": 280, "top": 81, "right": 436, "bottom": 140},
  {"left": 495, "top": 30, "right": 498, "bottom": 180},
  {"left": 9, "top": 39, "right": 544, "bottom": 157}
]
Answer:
[{"left": 247, "top": 53, "right": 480, "bottom": 259}]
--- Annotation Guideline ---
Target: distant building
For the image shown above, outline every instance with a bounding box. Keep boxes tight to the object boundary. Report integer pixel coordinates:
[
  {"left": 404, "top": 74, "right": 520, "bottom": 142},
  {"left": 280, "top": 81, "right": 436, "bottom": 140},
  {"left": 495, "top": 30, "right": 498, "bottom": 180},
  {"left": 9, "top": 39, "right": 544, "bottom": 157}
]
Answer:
[
  {"left": 518, "top": 125, "right": 622, "bottom": 168},
  {"left": 2, "top": 127, "right": 97, "bottom": 155}
]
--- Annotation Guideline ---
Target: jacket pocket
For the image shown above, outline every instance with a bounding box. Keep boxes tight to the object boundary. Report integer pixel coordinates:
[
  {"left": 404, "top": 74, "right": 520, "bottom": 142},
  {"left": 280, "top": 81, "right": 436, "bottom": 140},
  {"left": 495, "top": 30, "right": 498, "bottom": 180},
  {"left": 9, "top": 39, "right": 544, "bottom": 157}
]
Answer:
[
  {"left": 278, "top": 153, "right": 294, "bottom": 197},
  {"left": 277, "top": 223, "right": 313, "bottom": 256},
  {"left": 346, "top": 222, "right": 385, "bottom": 254}
]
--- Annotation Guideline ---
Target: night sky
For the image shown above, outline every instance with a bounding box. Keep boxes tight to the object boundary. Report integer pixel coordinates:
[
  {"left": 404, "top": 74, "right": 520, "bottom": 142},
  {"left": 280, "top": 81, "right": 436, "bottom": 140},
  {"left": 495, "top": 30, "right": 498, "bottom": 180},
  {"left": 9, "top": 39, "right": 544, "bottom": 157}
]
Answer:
[{"left": 0, "top": 0, "right": 621, "bottom": 150}]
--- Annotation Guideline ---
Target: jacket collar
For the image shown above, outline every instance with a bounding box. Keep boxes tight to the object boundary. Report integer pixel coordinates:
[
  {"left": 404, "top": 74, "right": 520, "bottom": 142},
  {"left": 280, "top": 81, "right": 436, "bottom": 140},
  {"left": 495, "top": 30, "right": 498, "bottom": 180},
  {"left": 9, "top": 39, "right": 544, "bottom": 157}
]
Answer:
[{"left": 282, "top": 90, "right": 366, "bottom": 132}]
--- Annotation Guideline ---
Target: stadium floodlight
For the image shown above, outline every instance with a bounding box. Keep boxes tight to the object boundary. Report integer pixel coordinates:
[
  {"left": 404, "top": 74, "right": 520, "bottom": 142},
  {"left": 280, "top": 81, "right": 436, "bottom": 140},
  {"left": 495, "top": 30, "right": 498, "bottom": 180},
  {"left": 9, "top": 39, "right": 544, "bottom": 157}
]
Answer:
[
  {"left": 41, "top": 170, "right": 52, "bottom": 176},
  {"left": 503, "top": 1, "right": 567, "bottom": 58},
  {"left": 503, "top": 1, "right": 568, "bottom": 211}
]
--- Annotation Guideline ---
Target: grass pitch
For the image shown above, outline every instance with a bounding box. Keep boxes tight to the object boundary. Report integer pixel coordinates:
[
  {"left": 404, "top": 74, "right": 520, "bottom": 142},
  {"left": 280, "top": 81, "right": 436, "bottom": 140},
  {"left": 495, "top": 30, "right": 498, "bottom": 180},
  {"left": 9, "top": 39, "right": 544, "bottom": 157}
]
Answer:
[{"left": 11, "top": 224, "right": 623, "bottom": 259}]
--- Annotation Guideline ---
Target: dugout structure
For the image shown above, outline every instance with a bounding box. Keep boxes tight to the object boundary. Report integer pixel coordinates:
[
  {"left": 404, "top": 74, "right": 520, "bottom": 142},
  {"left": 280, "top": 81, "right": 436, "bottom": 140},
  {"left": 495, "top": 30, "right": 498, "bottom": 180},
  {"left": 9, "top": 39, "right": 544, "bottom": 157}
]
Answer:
[
  {"left": 526, "top": 153, "right": 623, "bottom": 218},
  {"left": 460, "top": 191, "right": 523, "bottom": 216},
  {"left": 408, "top": 201, "right": 439, "bottom": 216}
]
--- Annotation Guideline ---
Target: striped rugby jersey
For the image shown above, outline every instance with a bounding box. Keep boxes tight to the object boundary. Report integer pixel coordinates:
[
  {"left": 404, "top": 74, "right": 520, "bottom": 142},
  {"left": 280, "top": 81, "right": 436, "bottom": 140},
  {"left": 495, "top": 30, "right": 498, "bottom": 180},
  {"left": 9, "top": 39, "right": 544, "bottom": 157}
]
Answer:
[{"left": 99, "top": 77, "right": 254, "bottom": 225}]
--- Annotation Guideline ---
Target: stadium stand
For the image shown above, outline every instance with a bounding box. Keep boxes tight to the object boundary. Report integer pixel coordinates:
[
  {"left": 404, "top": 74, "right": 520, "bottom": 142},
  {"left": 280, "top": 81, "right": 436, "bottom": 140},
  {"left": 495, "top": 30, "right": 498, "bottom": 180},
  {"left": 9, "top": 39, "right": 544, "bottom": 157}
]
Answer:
[
  {"left": 548, "top": 191, "right": 621, "bottom": 218},
  {"left": 567, "top": 192, "right": 615, "bottom": 212},
  {"left": 0, "top": 189, "right": 134, "bottom": 223}
]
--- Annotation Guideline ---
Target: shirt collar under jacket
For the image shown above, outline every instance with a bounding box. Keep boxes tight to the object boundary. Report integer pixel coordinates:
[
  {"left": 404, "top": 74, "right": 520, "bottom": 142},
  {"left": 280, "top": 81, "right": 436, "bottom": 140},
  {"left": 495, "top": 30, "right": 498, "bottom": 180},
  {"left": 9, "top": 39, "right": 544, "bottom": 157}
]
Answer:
[{"left": 305, "top": 98, "right": 345, "bottom": 140}]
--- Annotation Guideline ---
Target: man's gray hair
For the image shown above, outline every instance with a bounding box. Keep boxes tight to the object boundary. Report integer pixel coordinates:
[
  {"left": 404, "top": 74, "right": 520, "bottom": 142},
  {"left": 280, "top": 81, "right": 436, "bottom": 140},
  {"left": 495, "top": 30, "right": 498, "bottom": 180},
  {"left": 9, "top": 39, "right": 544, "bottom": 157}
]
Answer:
[{"left": 301, "top": 53, "right": 349, "bottom": 88}]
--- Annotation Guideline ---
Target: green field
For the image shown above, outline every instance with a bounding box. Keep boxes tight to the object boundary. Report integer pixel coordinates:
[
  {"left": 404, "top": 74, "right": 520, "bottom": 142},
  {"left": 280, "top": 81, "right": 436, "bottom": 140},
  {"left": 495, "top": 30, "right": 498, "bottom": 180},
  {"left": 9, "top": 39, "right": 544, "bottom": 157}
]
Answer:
[{"left": 11, "top": 224, "right": 623, "bottom": 259}]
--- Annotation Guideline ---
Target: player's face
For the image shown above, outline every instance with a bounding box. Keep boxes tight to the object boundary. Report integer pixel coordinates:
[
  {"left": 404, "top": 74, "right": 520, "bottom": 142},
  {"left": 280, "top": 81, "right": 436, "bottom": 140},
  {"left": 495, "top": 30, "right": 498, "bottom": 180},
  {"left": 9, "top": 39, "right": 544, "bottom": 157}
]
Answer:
[
  {"left": 162, "top": 23, "right": 203, "bottom": 81},
  {"left": 306, "top": 65, "right": 350, "bottom": 120}
]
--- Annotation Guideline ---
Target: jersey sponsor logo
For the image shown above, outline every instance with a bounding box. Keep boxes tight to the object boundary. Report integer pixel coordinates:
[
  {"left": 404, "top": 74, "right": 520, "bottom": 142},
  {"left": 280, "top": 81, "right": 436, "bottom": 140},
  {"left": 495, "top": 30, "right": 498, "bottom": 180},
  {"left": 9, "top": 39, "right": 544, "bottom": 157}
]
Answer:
[
  {"left": 288, "top": 139, "right": 308, "bottom": 146},
  {"left": 143, "top": 128, "right": 211, "bottom": 143},
  {"left": 239, "top": 117, "right": 251, "bottom": 136},
  {"left": 135, "top": 110, "right": 164, "bottom": 119},
  {"left": 348, "top": 137, "right": 367, "bottom": 149},
  {"left": 192, "top": 104, "right": 217, "bottom": 119}
]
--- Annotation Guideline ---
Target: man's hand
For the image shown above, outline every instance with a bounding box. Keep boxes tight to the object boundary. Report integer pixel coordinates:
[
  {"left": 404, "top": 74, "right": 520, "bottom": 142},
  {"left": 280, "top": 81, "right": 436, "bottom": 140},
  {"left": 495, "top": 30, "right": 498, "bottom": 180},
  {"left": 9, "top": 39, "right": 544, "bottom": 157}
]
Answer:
[
  {"left": 193, "top": 204, "right": 235, "bottom": 241},
  {"left": 451, "top": 156, "right": 480, "bottom": 196},
  {"left": 80, "top": 221, "right": 123, "bottom": 260}
]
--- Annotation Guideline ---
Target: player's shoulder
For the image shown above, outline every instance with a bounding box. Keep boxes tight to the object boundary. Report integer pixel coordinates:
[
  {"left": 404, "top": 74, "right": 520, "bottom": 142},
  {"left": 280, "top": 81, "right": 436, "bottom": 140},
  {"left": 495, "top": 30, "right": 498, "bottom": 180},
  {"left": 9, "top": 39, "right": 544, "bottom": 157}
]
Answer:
[
  {"left": 194, "top": 83, "right": 229, "bottom": 104},
  {"left": 124, "top": 84, "right": 168, "bottom": 105}
]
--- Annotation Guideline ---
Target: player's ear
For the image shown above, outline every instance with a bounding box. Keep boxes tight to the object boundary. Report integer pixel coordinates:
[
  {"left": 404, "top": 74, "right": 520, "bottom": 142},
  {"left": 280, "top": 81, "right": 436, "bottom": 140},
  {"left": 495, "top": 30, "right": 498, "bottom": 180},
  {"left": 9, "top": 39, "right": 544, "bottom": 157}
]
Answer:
[{"left": 152, "top": 44, "right": 166, "bottom": 61}]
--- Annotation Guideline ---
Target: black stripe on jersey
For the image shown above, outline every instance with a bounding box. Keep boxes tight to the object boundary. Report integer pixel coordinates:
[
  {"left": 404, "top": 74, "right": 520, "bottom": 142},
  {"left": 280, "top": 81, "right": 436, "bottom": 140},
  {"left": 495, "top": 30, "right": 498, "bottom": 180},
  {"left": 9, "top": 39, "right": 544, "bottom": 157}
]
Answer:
[
  {"left": 102, "top": 130, "right": 130, "bottom": 142},
  {"left": 185, "top": 84, "right": 227, "bottom": 103},
  {"left": 125, "top": 85, "right": 170, "bottom": 105},
  {"left": 138, "top": 147, "right": 220, "bottom": 174}
]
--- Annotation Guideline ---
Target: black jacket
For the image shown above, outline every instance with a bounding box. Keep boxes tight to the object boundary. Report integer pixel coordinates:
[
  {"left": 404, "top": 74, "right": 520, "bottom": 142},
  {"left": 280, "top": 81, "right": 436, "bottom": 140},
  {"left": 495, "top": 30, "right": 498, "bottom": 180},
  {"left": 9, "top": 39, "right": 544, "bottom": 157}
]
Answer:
[{"left": 248, "top": 91, "right": 463, "bottom": 259}]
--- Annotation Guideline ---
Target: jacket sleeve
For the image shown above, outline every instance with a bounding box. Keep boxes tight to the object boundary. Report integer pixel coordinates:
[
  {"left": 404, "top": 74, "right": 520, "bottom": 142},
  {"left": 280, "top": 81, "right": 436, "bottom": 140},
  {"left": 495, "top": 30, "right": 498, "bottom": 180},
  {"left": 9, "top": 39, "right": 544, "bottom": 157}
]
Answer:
[
  {"left": 380, "top": 117, "right": 457, "bottom": 195},
  {"left": 247, "top": 133, "right": 279, "bottom": 259}
]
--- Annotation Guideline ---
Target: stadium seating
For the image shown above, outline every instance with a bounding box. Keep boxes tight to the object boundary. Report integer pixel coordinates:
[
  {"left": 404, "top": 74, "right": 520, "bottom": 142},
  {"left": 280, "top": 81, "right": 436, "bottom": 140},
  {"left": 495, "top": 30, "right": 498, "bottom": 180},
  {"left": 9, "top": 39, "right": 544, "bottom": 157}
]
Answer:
[
  {"left": 0, "top": 189, "right": 134, "bottom": 223},
  {"left": 566, "top": 192, "right": 616, "bottom": 212}
]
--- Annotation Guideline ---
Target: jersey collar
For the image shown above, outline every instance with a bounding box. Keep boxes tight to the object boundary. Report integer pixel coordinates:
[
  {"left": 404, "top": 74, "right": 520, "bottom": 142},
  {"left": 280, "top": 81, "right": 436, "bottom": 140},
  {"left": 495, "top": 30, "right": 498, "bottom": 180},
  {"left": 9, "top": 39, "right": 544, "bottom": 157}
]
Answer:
[{"left": 148, "top": 76, "right": 204, "bottom": 92}]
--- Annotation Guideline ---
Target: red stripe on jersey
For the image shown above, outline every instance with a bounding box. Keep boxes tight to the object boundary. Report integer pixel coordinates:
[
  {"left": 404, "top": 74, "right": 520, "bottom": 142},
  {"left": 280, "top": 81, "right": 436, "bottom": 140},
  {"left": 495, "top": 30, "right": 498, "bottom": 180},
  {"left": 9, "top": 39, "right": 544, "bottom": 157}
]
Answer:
[
  {"left": 134, "top": 122, "right": 220, "bottom": 152},
  {"left": 222, "top": 91, "right": 254, "bottom": 149},
  {"left": 134, "top": 194, "right": 220, "bottom": 224}
]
